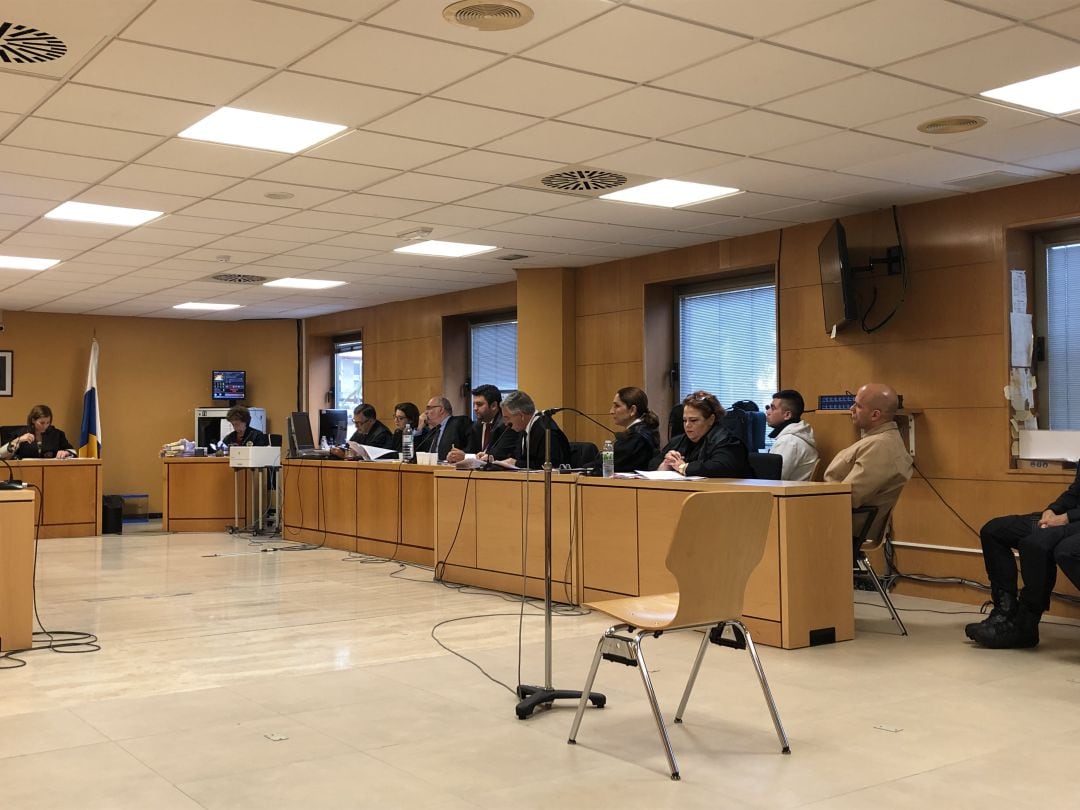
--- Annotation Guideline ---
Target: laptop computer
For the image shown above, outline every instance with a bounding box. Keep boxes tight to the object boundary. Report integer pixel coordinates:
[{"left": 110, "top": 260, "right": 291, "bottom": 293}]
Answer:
[{"left": 287, "top": 412, "right": 333, "bottom": 459}]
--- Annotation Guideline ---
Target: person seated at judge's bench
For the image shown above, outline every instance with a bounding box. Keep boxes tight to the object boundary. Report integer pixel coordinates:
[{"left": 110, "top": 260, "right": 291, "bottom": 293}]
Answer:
[
  {"left": 390, "top": 402, "right": 421, "bottom": 455},
  {"left": 414, "top": 396, "right": 472, "bottom": 461},
  {"left": 2, "top": 404, "right": 75, "bottom": 459},
  {"left": 221, "top": 405, "right": 268, "bottom": 447},
  {"left": 649, "top": 391, "right": 753, "bottom": 478},
  {"left": 330, "top": 403, "right": 393, "bottom": 459},
  {"left": 610, "top": 386, "right": 660, "bottom": 472},
  {"left": 480, "top": 389, "right": 570, "bottom": 469},
  {"left": 447, "top": 384, "right": 517, "bottom": 464},
  {"left": 766, "top": 389, "right": 818, "bottom": 481}
]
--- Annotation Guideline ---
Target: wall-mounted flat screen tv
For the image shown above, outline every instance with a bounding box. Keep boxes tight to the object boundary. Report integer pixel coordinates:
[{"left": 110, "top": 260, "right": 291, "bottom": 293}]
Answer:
[
  {"left": 818, "top": 220, "right": 858, "bottom": 335},
  {"left": 211, "top": 370, "right": 246, "bottom": 401}
]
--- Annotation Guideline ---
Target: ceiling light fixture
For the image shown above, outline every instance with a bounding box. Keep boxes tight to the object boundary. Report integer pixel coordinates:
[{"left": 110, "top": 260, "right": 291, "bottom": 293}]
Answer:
[
  {"left": 263, "top": 277, "right": 347, "bottom": 290},
  {"left": 397, "top": 226, "right": 434, "bottom": 241},
  {"left": 179, "top": 107, "right": 347, "bottom": 153},
  {"left": 600, "top": 179, "right": 741, "bottom": 208},
  {"left": 0, "top": 255, "right": 60, "bottom": 271},
  {"left": 394, "top": 240, "right": 497, "bottom": 258},
  {"left": 173, "top": 302, "right": 244, "bottom": 311},
  {"left": 981, "top": 64, "right": 1080, "bottom": 114},
  {"left": 45, "top": 201, "right": 163, "bottom": 227}
]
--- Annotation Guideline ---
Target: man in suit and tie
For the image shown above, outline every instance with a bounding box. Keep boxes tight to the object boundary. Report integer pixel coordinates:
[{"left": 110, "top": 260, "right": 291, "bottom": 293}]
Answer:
[
  {"left": 447, "top": 384, "right": 517, "bottom": 463},
  {"left": 416, "top": 396, "right": 472, "bottom": 461},
  {"left": 481, "top": 389, "right": 570, "bottom": 469}
]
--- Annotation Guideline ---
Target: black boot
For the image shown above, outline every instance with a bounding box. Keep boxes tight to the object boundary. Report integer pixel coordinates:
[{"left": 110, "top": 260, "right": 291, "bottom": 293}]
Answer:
[
  {"left": 964, "top": 590, "right": 1017, "bottom": 640},
  {"left": 969, "top": 602, "right": 1041, "bottom": 649}
]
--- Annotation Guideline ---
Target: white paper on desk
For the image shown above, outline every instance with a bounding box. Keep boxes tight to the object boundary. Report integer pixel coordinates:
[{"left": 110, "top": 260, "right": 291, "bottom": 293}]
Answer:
[
  {"left": 348, "top": 442, "right": 396, "bottom": 460},
  {"left": 1010, "top": 312, "right": 1033, "bottom": 367},
  {"left": 634, "top": 470, "right": 706, "bottom": 481},
  {"left": 1011, "top": 268, "right": 1027, "bottom": 314},
  {"left": 489, "top": 458, "right": 521, "bottom": 470},
  {"left": 454, "top": 454, "right": 484, "bottom": 470}
]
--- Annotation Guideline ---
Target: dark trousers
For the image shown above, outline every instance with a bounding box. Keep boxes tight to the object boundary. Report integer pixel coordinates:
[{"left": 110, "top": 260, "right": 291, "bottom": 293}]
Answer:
[{"left": 980, "top": 514, "right": 1080, "bottom": 610}]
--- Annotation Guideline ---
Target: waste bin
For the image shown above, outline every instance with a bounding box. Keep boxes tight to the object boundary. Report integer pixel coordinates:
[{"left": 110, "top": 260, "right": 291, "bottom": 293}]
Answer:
[{"left": 102, "top": 495, "right": 123, "bottom": 535}]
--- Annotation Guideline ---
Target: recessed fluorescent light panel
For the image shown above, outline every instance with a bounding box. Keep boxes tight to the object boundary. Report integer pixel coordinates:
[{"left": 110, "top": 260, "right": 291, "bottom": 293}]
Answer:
[
  {"left": 263, "top": 277, "right": 347, "bottom": 290},
  {"left": 394, "top": 240, "right": 497, "bottom": 258},
  {"left": 173, "top": 302, "right": 243, "bottom": 311},
  {"left": 981, "top": 65, "right": 1080, "bottom": 114},
  {"left": 0, "top": 255, "right": 60, "bottom": 271},
  {"left": 179, "top": 107, "right": 347, "bottom": 153},
  {"left": 600, "top": 179, "right": 741, "bottom": 208},
  {"left": 45, "top": 201, "right": 163, "bottom": 227}
]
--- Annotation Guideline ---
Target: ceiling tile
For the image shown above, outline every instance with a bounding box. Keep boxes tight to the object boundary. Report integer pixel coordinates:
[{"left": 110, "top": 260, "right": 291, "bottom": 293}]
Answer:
[
  {"left": 74, "top": 40, "right": 271, "bottom": 104},
  {"left": 550, "top": 198, "right": 722, "bottom": 230},
  {"left": 762, "top": 131, "right": 923, "bottom": 171},
  {"left": 0, "top": 194, "right": 69, "bottom": 216},
  {"left": 255, "top": 157, "right": 397, "bottom": 191},
  {"left": 175, "top": 200, "right": 290, "bottom": 223},
  {"left": 946, "top": 119, "right": 1080, "bottom": 162},
  {"left": 845, "top": 149, "right": 1008, "bottom": 186},
  {"left": 239, "top": 224, "right": 342, "bottom": 242},
  {"left": 273, "top": 210, "right": 386, "bottom": 231},
  {"left": 594, "top": 141, "right": 737, "bottom": 179},
  {"left": 307, "top": 130, "right": 461, "bottom": 170},
  {"left": 117, "top": 228, "right": 220, "bottom": 247},
  {"left": 772, "top": 0, "right": 1010, "bottom": 67},
  {"left": 524, "top": 6, "right": 748, "bottom": 83},
  {"left": 316, "top": 194, "right": 434, "bottom": 218},
  {"left": 253, "top": 255, "right": 342, "bottom": 271},
  {"left": 366, "top": 98, "right": 538, "bottom": 148},
  {"left": 655, "top": 43, "right": 860, "bottom": 106},
  {"left": 457, "top": 187, "right": 579, "bottom": 215},
  {"left": 36, "top": 85, "right": 212, "bottom": 135},
  {"left": 685, "top": 191, "right": 813, "bottom": 216},
  {"left": 408, "top": 205, "right": 521, "bottom": 229},
  {"left": 289, "top": 244, "right": 379, "bottom": 262},
  {"left": 671, "top": 110, "right": 838, "bottom": 156},
  {"left": 438, "top": 58, "right": 630, "bottom": 118},
  {"left": 1021, "top": 147, "right": 1080, "bottom": 173},
  {"left": 887, "top": 26, "right": 1080, "bottom": 93},
  {"left": 0, "top": 144, "right": 121, "bottom": 183},
  {"left": 3, "top": 118, "right": 162, "bottom": 161},
  {"left": 80, "top": 244, "right": 184, "bottom": 261},
  {"left": 0, "top": 111, "right": 17, "bottom": 134},
  {"left": 960, "top": 0, "right": 1080, "bottom": 19},
  {"left": 484, "top": 121, "right": 645, "bottom": 163},
  {"left": 631, "top": 0, "right": 864, "bottom": 37},
  {"left": 1034, "top": 5, "right": 1080, "bottom": 36},
  {"left": 149, "top": 215, "right": 250, "bottom": 235},
  {"left": 103, "top": 164, "right": 237, "bottom": 197},
  {"left": 419, "top": 151, "right": 562, "bottom": 185},
  {"left": 765, "top": 72, "right": 961, "bottom": 128},
  {"left": 138, "top": 138, "right": 287, "bottom": 176},
  {"left": 358, "top": 173, "right": 495, "bottom": 204},
  {"left": 0, "top": 213, "right": 32, "bottom": 230},
  {"left": 122, "top": 0, "right": 349, "bottom": 66},
  {"left": 0, "top": 171, "right": 88, "bottom": 201},
  {"left": 235, "top": 72, "right": 415, "bottom": 128},
  {"left": 3, "top": 232, "right": 106, "bottom": 251},
  {"left": 75, "top": 186, "right": 199, "bottom": 213},
  {"left": 294, "top": 26, "right": 503, "bottom": 94},
  {"left": 360, "top": 219, "right": 470, "bottom": 240},
  {"left": 0, "top": 72, "right": 57, "bottom": 114},
  {"left": 860, "top": 97, "right": 1045, "bottom": 146},
  {"left": 215, "top": 180, "right": 342, "bottom": 209},
  {"left": 559, "top": 86, "right": 743, "bottom": 139}
]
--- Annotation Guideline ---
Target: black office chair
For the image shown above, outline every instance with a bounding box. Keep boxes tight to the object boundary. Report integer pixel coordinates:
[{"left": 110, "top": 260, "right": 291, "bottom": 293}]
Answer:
[
  {"left": 853, "top": 505, "right": 907, "bottom": 635},
  {"left": 668, "top": 404, "right": 684, "bottom": 442},
  {"left": 569, "top": 441, "right": 599, "bottom": 471},
  {"left": 747, "top": 452, "right": 782, "bottom": 480}
]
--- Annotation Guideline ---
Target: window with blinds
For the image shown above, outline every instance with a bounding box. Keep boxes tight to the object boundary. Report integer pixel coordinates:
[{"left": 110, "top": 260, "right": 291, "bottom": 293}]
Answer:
[
  {"left": 333, "top": 334, "right": 362, "bottom": 411},
  {"left": 676, "top": 278, "right": 777, "bottom": 410},
  {"left": 470, "top": 320, "right": 517, "bottom": 394},
  {"left": 1045, "top": 243, "right": 1080, "bottom": 429}
]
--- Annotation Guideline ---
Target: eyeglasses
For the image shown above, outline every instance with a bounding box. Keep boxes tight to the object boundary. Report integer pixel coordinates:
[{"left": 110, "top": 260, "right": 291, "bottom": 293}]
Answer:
[
  {"left": 393, "top": 414, "right": 407, "bottom": 422},
  {"left": 425, "top": 404, "right": 442, "bottom": 411}
]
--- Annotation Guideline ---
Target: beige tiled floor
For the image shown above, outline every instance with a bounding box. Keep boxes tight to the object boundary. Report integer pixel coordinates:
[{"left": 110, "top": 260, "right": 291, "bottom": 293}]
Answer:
[{"left": 3, "top": 530, "right": 1079, "bottom": 809}]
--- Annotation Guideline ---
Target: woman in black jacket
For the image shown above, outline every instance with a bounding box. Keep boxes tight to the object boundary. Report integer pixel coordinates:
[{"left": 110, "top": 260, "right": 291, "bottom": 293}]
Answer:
[
  {"left": 610, "top": 386, "right": 660, "bottom": 472},
  {"left": 650, "top": 390, "right": 752, "bottom": 478},
  {"left": 4, "top": 404, "right": 76, "bottom": 459}
]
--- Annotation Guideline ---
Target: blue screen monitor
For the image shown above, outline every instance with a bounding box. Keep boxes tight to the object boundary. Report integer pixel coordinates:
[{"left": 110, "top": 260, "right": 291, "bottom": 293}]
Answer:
[{"left": 211, "top": 370, "right": 246, "bottom": 401}]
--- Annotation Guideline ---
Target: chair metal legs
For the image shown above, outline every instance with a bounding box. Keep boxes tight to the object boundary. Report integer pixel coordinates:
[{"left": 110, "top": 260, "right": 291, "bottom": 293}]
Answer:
[
  {"left": 675, "top": 623, "right": 790, "bottom": 754},
  {"left": 568, "top": 621, "right": 791, "bottom": 780},
  {"left": 857, "top": 552, "right": 908, "bottom": 635}
]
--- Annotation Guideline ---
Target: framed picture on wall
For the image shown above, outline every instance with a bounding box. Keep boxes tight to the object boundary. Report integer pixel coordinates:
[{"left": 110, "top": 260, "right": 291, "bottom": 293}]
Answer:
[{"left": 0, "top": 350, "right": 11, "bottom": 396}]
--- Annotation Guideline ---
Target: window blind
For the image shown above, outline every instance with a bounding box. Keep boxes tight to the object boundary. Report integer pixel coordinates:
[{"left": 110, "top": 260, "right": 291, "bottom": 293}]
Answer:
[
  {"left": 470, "top": 320, "right": 518, "bottom": 392},
  {"left": 1046, "top": 244, "right": 1080, "bottom": 429}
]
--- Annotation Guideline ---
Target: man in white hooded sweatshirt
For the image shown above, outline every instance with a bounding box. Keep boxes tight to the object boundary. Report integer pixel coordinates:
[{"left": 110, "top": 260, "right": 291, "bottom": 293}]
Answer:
[{"left": 766, "top": 389, "right": 818, "bottom": 481}]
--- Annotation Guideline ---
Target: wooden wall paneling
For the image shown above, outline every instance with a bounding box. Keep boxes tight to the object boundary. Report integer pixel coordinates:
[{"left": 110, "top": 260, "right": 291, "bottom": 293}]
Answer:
[
  {"left": 716, "top": 231, "right": 781, "bottom": 275},
  {"left": 441, "top": 314, "right": 469, "bottom": 417},
  {"left": 778, "top": 223, "right": 834, "bottom": 290},
  {"left": 643, "top": 281, "right": 675, "bottom": 423},
  {"left": 894, "top": 194, "right": 1002, "bottom": 271},
  {"left": 306, "top": 334, "right": 333, "bottom": 420},
  {"left": 281, "top": 461, "right": 323, "bottom": 544},
  {"left": 400, "top": 467, "right": 434, "bottom": 552},
  {"left": 636, "top": 488, "right": 683, "bottom": 595},
  {"left": 576, "top": 260, "right": 645, "bottom": 315},
  {"left": 900, "top": 407, "right": 1009, "bottom": 480},
  {"left": 356, "top": 465, "right": 401, "bottom": 543},
  {"left": 575, "top": 310, "right": 642, "bottom": 366},
  {"left": 434, "top": 473, "right": 476, "bottom": 569},
  {"left": 41, "top": 463, "right": 97, "bottom": 528},
  {"left": 521, "top": 478, "right": 574, "bottom": 587},
  {"left": 517, "top": 268, "right": 575, "bottom": 417},
  {"left": 579, "top": 483, "right": 639, "bottom": 596},
  {"left": 0, "top": 493, "right": 34, "bottom": 651},
  {"left": 319, "top": 463, "right": 357, "bottom": 546},
  {"left": 742, "top": 502, "right": 781, "bottom": 623}
]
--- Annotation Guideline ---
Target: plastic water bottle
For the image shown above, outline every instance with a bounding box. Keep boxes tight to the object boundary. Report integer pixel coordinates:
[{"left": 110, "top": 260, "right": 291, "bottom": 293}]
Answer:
[
  {"left": 319, "top": 435, "right": 329, "bottom": 451},
  {"left": 601, "top": 439, "right": 615, "bottom": 478},
  {"left": 402, "top": 423, "right": 414, "bottom": 462}
]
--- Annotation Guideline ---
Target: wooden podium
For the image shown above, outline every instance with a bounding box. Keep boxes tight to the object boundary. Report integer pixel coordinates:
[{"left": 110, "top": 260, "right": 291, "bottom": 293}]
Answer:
[{"left": 0, "top": 489, "right": 36, "bottom": 652}]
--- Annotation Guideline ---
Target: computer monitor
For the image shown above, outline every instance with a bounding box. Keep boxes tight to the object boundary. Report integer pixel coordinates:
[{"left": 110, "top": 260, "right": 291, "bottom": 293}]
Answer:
[
  {"left": 211, "top": 370, "right": 246, "bottom": 401},
  {"left": 289, "top": 411, "right": 316, "bottom": 455}
]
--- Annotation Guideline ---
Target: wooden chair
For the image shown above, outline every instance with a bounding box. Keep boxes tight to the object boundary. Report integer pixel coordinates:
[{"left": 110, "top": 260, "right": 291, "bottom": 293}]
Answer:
[
  {"left": 567, "top": 491, "right": 789, "bottom": 780},
  {"left": 853, "top": 505, "right": 907, "bottom": 635}
]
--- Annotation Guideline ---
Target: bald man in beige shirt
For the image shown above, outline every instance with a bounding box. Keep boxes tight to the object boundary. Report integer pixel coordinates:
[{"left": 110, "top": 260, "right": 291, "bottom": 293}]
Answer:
[{"left": 824, "top": 383, "right": 913, "bottom": 539}]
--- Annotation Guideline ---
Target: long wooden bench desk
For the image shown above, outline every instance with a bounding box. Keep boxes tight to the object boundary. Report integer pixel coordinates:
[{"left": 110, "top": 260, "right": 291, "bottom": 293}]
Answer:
[
  {"left": 162, "top": 457, "right": 250, "bottom": 532},
  {"left": 6, "top": 459, "right": 101, "bottom": 538},
  {"left": 0, "top": 488, "right": 35, "bottom": 651}
]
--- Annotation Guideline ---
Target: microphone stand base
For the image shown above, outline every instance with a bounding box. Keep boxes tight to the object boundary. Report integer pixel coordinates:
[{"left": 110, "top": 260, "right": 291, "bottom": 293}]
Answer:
[{"left": 514, "top": 683, "right": 606, "bottom": 720}]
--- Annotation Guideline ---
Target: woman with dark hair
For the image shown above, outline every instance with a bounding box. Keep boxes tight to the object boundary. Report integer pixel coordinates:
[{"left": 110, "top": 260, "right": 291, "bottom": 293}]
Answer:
[
  {"left": 390, "top": 401, "right": 421, "bottom": 454},
  {"left": 3, "top": 404, "right": 76, "bottom": 459},
  {"left": 610, "top": 386, "right": 660, "bottom": 472},
  {"left": 222, "top": 405, "right": 268, "bottom": 446},
  {"left": 649, "top": 390, "right": 752, "bottom": 478}
]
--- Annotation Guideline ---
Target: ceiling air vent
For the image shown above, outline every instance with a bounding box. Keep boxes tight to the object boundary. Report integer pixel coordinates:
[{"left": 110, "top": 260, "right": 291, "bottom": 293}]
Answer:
[
  {"left": 517, "top": 165, "right": 651, "bottom": 198},
  {"left": 0, "top": 22, "right": 67, "bottom": 63},
  {"left": 916, "top": 115, "right": 987, "bottom": 135},
  {"left": 496, "top": 253, "right": 530, "bottom": 261},
  {"left": 208, "top": 272, "right": 269, "bottom": 285},
  {"left": 945, "top": 170, "right": 1032, "bottom": 191},
  {"left": 443, "top": 2, "right": 534, "bottom": 31}
]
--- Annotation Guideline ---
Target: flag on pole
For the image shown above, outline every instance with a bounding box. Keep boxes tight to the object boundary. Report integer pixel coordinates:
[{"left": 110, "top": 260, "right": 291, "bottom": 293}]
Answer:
[{"left": 78, "top": 338, "right": 102, "bottom": 458}]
